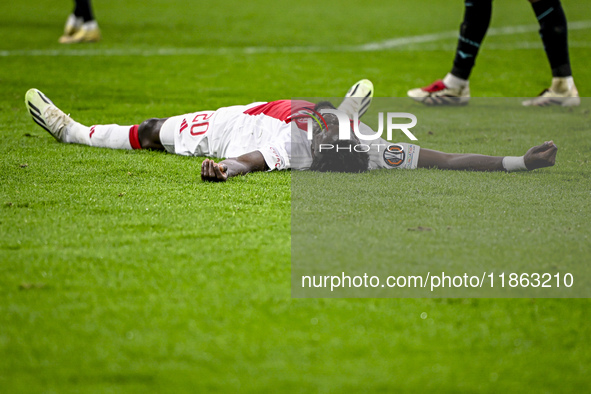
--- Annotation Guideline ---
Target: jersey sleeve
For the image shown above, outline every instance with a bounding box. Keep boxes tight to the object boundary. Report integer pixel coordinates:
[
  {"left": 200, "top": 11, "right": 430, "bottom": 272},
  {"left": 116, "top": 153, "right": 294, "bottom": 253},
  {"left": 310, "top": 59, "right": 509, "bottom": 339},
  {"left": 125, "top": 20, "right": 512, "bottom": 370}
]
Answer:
[
  {"left": 356, "top": 122, "right": 421, "bottom": 170},
  {"left": 368, "top": 141, "right": 421, "bottom": 170}
]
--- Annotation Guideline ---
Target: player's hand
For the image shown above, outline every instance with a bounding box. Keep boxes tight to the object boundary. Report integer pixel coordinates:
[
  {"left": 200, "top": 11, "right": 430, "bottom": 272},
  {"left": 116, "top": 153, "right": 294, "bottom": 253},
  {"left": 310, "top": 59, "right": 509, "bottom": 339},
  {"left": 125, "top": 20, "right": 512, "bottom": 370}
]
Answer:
[
  {"left": 201, "top": 159, "right": 229, "bottom": 182},
  {"left": 524, "top": 141, "right": 558, "bottom": 170}
]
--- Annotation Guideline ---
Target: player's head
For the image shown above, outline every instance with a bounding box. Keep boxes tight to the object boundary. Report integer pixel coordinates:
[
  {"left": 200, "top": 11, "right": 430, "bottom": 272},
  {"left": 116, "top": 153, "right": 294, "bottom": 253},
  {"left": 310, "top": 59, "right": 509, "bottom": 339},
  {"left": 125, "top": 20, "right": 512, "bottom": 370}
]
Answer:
[
  {"left": 310, "top": 135, "right": 370, "bottom": 173},
  {"left": 309, "top": 101, "right": 369, "bottom": 173}
]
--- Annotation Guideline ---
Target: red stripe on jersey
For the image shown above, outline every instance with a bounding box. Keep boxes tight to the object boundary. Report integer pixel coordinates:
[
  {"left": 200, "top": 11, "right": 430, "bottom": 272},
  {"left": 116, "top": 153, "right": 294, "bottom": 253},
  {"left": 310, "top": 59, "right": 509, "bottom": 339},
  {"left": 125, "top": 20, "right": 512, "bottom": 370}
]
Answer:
[
  {"left": 243, "top": 100, "right": 315, "bottom": 123},
  {"left": 129, "top": 125, "right": 141, "bottom": 150},
  {"left": 179, "top": 119, "right": 188, "bottom": 134}
]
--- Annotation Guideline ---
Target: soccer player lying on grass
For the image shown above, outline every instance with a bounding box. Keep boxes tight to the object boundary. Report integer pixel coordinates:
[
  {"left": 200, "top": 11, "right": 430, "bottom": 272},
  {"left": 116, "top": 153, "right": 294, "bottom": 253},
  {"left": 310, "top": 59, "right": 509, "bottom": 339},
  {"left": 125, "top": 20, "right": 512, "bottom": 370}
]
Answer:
[{"left": 24, "top": 80, "right": 557, "bottom": 182}]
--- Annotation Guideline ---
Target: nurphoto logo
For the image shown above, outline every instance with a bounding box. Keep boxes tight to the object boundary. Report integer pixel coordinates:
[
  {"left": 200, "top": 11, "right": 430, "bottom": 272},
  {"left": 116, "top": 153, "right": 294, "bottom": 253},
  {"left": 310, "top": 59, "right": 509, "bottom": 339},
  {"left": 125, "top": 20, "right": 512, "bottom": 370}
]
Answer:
[{"left": 304, "top": 109, "right": 418, "bottom": 153}]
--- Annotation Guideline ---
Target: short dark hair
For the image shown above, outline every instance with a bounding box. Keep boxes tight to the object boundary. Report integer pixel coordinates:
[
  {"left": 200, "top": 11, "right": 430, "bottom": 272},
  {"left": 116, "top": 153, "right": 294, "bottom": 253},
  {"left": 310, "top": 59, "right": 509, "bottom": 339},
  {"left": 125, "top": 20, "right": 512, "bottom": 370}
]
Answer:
[{"left": 310, "top": 139, "right": 370, "bottom": 173}]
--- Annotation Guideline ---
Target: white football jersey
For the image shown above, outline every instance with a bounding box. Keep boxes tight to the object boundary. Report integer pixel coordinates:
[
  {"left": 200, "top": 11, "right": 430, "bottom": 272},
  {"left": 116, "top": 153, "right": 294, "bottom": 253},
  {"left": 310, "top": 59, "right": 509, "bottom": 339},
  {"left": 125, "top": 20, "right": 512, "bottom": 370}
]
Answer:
[{"left": 158, "top": 100, "right": 420, "bottom": 171}]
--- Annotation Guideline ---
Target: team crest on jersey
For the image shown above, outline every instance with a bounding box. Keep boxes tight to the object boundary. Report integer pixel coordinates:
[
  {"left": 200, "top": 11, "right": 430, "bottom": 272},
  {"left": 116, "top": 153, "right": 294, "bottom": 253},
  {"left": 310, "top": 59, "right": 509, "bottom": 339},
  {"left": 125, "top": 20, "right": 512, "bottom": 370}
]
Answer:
[{"left": 383, "top": 144, "right": 405, "bottom": 167}]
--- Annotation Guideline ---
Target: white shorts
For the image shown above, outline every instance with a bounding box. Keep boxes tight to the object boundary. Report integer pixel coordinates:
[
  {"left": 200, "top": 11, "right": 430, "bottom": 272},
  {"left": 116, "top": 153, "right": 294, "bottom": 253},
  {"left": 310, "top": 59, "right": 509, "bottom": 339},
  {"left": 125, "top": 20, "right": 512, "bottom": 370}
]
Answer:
[
  {"left": 158, "top": 104, "right": 291, "bottom": 171},
  {"left": 159, "top": 110, "right": 216, "bottom": 156}
]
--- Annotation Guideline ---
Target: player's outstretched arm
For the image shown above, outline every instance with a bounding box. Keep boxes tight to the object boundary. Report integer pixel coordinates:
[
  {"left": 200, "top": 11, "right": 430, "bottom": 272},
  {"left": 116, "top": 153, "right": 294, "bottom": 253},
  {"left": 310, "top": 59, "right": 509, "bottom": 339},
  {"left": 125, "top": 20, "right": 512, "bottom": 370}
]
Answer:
[
  {"left": 201, "top": 151, "right": 269, "bottom": 182},
  {"left": 417, "top": 141, "right": 558, "bottom": 172}
]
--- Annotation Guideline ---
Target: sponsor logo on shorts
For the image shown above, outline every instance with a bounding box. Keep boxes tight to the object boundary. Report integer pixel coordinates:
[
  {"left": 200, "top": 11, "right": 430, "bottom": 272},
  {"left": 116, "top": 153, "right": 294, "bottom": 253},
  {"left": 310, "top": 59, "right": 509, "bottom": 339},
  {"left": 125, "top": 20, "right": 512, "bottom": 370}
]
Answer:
[
  {"left": 269, "top": 146, "right": 284, "bottom": 169},
  {"left": 383, "top": 144, "right": 405, "bottom": 167}
]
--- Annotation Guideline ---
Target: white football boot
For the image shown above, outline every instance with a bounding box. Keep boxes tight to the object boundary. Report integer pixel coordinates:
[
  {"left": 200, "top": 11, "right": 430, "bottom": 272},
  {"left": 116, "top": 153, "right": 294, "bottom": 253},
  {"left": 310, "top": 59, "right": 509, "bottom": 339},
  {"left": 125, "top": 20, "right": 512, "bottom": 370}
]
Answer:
[
  {"left": 407, "top": 76, "right": 470, "bottom": 106},
  {"left": 25, "top": 89, "right": 75, "bottom": 142},
  {"left": 522, "top": 77, "right": 580, "bottom": 107},
  {"left": 59, "top": 20, "right": 101, "bottom": 44},
  {"left": 338, "top": 79, "right": 374, "bottom": 119}
]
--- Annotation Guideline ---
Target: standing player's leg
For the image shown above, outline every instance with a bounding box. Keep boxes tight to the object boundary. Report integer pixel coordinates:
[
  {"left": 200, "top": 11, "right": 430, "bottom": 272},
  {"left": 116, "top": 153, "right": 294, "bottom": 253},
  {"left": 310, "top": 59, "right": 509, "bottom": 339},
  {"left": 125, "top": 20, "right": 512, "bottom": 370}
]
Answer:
[
  {"left": 60, "top": 4, "right": 83, "bottom": 40},
  {"left": 59, "top": 0, "right": 101, "bottom": 44},
  {"left": 407, "top": 0, "right": 492, "bottom": 105},
  {"left": 25, "top": 88, "right": 166, "bottom": 151},
  {"left": 522, "top": 0, "right": 580, "bottom": 106}
]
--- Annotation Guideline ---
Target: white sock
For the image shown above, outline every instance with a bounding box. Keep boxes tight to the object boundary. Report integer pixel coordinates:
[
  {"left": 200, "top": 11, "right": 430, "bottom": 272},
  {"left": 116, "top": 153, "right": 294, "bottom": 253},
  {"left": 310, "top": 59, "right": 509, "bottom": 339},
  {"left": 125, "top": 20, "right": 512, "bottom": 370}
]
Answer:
[
  {"left": 551, "top": 76, "right": 574, "bottom": 92},
  {"left": 65, "top": 14, "right": 83, "bottom": 28},
  {"left": 66, "top": 123, "right": 135, "bottom": 150},
  {"left": 63, "top": 122, "right": 91, "bottom": 145},
  {"left": 443, "top": 73, "right": 469, "bottom": 89},
  {"left": 82, "top": 20, "right": 99, "bottom": 30}
]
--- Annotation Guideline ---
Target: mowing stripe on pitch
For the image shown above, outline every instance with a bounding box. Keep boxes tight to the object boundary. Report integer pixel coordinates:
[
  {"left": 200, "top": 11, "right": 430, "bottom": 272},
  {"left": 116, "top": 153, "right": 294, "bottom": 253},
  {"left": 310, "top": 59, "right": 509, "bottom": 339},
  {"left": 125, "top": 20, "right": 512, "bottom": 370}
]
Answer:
[{"left": 1, "top": 20, "right": 590, "bottom": 57}]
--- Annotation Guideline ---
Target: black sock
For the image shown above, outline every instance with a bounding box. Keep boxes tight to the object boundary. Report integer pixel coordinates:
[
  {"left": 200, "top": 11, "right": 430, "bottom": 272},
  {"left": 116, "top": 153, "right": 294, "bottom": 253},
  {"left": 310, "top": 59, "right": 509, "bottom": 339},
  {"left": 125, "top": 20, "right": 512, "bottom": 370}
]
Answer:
[
  {"left": 532, "top": 0, "right": 571, "bottom": 77},
  {"left": 450, "top": 0, "right": 492, "bottom": 80},
  {"left": 73, "top": 0, "right": 95, "bottom": 23}
]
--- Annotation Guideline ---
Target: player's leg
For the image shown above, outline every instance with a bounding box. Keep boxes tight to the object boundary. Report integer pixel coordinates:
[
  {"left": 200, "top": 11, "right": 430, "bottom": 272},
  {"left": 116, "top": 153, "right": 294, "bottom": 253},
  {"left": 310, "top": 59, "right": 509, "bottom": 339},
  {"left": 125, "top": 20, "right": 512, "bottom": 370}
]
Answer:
[
  {"left": 522, "top": 0, "right": 580, "bottom": 106},
  {"left": 59, "top": 0, "right": 101, "bottom": 44},
  {"left": 24, "top": 88, "right": 166, "bottom": 151},
  {"left": 75, "top": 0, "right": 95, "bottom": 23},
  {"left": 137, "top": 118, "right": 167, "bottom": 151},
  {"left": 449, "top": 0, "right": 493, "bottom": 82},
  {"left": 61, "top": 2, "right": 84, "bottom": 39},
  {"left": 407, "top": 0, "right": 492, "bottom": 105}
]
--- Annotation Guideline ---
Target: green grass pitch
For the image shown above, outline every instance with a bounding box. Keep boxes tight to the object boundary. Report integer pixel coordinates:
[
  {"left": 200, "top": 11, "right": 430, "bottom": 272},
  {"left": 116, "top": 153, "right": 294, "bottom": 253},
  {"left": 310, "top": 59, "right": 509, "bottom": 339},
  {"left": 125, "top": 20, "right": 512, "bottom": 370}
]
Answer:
[{"left": 1, "top": 0, "right": 591, "bottom": 391}]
